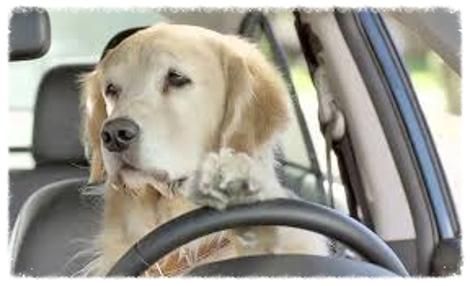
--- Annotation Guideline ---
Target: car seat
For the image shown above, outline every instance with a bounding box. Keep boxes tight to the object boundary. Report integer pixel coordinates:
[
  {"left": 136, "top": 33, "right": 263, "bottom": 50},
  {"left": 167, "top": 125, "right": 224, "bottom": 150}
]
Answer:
[{"left": 9, "top": 65, "right": 93, "bottom": 230}]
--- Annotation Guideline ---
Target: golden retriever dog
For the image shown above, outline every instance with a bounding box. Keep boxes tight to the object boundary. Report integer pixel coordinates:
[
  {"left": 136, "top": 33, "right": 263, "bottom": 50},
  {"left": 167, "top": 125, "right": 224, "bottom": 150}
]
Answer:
[{"left": 80, "top": 23, "right": 327, "bottom": 276}]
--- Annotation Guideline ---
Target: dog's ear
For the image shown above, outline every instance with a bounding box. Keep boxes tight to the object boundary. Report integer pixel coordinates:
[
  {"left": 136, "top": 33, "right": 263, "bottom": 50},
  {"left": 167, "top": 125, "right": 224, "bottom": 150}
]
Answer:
[
  {"left": 218, "top": 37, "right": 291, "bottom": 154},
  {"left": 80, "top": 71, "right": 106, "bottom": 184}
]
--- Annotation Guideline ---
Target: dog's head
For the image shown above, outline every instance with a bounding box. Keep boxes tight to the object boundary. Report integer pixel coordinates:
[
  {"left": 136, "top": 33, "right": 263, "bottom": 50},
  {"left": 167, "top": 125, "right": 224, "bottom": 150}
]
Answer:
[{"left": 80, "top": 24, "right": 291, "bottom": 194}]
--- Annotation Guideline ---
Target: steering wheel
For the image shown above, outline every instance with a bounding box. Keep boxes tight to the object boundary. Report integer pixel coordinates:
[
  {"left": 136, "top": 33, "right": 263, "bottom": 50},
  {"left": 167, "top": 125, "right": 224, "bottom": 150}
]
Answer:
[{"left": 106, "top": 198, "right": 409, "bottom": 277}]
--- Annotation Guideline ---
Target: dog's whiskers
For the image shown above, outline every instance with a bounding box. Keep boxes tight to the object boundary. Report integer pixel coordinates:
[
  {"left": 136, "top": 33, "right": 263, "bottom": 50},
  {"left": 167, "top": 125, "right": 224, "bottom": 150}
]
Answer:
[
  {"left": 79, "top": 183, "right": 105, "bottom": 197},
  {"left": 64, "top": 237, "right": 102, "bottom": 277},
  {"left": 152, "top": 262, "right": 165, "bottom": 277},
  {"left": 72, "top": 255, "right": 101, "bottom": 277}
]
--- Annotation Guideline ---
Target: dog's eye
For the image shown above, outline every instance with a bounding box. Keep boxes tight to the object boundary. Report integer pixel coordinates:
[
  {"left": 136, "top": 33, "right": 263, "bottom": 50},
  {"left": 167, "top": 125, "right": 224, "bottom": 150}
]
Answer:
[
  {"left": 105, "top": 83, "right": 121, "bottom": 98},
  {"left": 166, "top": 69, "right": 191, "bottom": 88}
]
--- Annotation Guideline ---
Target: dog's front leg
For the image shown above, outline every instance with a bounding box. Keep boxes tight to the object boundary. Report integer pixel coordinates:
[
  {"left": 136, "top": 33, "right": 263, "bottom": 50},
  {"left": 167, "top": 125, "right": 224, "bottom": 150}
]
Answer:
[{"left": 183, "top": 148, "right": 290, "bottom": 256}]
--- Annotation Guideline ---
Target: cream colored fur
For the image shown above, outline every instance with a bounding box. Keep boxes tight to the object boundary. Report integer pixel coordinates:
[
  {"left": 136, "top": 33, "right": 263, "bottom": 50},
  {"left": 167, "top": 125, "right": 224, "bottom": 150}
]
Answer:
[{"left": 80, "top": 23, "right": 327, "bottom": 276}]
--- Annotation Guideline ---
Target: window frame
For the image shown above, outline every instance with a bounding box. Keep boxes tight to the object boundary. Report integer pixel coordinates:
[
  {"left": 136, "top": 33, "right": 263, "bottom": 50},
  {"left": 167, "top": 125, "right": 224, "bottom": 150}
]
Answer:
[{"left": 335, "top": 9, "right": 460, "bottom": 275}]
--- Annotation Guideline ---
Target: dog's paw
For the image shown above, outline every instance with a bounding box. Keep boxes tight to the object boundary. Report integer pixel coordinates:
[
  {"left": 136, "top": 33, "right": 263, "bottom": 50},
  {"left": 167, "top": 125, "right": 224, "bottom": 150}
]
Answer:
[{"left": 184, "top": 149, "right": 272, "bottom": 210}]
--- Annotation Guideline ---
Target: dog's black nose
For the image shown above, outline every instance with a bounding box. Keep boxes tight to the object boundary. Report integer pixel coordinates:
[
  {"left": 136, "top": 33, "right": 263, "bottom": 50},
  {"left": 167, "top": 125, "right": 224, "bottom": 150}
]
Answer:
[{"left": 101, "top": 118, "right": 139, "bottom": 152}]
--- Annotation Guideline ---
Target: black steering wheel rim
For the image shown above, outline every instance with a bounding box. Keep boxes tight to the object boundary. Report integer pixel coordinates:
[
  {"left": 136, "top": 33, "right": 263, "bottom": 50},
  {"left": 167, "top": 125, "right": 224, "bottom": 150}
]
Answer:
[{"left": 107, "top": 198, "right": 408, "bottom": 277}]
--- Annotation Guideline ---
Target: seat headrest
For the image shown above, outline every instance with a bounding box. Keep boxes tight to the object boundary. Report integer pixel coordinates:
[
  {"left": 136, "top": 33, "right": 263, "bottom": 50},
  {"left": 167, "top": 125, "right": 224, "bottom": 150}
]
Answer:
[
  {"left": 100, "top": 27, "right": 147, "bottom": 60},
  {"left": 32, "top": 65, "right": 94, "bottom": 165},
  {"left": 32, "top": 28, "right": 148, "bottom": 165},
  {"left": 9, "top": 7, "right": 51, "bottom": 61}
]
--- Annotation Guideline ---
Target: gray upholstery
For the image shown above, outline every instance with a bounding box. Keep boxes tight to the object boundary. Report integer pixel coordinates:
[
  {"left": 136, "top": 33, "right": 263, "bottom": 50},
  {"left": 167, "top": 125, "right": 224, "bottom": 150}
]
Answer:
[
  {"left": 32, "top": 65, "right": 93, "bottom": 165},
  {"left": 9, "top": 65, "right": 93, "bottom": 230},
  {"left": 9, "top": 165, "right": 88, "bottom": 230},
  {"left": 9, "top": 8, "right": 51, "bottom": 61},
  {"left": 11, "top": 178, "right": 103, "bottom": 276}
]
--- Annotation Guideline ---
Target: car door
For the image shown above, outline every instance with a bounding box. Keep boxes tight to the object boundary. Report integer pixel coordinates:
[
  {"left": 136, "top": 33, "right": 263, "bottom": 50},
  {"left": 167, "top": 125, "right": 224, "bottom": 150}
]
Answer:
[{"left": 333, "top": 9, "right": 461, "bottom": 275}]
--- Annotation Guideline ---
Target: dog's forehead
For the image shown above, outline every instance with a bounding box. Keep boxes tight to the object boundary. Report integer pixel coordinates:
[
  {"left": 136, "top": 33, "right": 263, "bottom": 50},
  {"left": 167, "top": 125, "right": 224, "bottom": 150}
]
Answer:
[{"left": 100, "top": 24, "right": 220, "bottom": 71}]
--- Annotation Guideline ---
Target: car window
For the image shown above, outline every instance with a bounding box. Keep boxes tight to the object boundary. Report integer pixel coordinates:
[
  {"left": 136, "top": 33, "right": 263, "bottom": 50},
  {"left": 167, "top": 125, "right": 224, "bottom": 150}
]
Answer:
[
  {"left": 260, "top": 13, "right": 349, "bottom": 213},
  {"left": 383, "top": 15, "right": 462, "bottom": 217},
  {"left": 9, "top": 9, "right": 166, "bottom": 169}
]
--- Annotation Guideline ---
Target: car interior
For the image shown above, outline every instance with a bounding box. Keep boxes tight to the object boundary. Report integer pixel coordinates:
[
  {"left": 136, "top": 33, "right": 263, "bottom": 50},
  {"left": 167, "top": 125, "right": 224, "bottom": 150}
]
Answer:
[
  {"left": 9, "top": 65, "right": 93, "bottom": 230},
  {"left": 8, "top": 8, "right": 461, "bottom": 277}
]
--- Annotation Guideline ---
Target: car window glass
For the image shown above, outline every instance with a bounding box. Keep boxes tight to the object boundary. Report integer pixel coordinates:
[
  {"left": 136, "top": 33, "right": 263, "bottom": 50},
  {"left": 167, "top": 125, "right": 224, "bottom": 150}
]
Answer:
[{"left": 259, "top": 13, "right": 349, "bottom": 213}]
